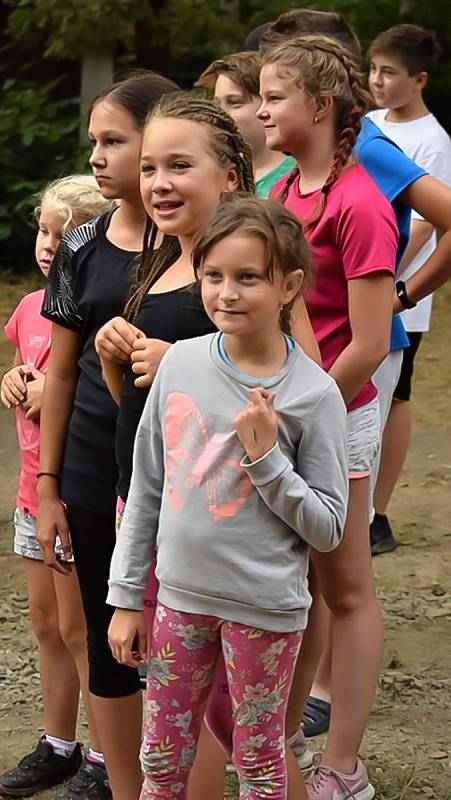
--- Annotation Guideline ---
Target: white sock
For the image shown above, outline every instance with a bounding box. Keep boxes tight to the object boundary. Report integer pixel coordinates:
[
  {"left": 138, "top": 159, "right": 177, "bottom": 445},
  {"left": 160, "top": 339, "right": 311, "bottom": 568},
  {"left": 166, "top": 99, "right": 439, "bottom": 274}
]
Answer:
[
  {"left": 45, "top": 734, "right": 78, "bottom": 758},
  {"left": 87, "top": 749, "right": 105, "bottom": 765}
]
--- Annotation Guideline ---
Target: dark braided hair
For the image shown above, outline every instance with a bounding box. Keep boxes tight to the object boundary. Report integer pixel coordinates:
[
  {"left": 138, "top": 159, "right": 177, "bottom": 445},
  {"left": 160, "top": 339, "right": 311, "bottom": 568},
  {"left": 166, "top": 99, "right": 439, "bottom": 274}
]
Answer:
[
  {"left": 124, "top": 90, "right": 254, "bottom": 322},
  {"left": 263, "top": 35, "right": 372, "bottom": 231}
]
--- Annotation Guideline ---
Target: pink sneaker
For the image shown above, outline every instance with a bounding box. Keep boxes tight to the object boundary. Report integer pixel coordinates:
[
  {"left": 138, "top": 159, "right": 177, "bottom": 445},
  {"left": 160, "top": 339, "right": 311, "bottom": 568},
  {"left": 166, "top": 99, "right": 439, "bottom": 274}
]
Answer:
[
  {"left": 305, "top": 755, "right": 375, "bottom": 800},
  {"left": 287, "top": 726, "right": 314, "bottom": 770}
]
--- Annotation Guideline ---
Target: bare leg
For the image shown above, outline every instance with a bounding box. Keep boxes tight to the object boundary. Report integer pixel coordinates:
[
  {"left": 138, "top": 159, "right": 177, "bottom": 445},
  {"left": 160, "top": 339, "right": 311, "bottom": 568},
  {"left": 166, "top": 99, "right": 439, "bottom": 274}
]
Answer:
[
  {"left": 24, "top": 559, "right": 80, "bottom": 740},
  {"left": 312, "top": 478, "right": 383, "bottom": 774},
  {"left": 53, "top": 569, "right": 102, "bottom": 752},
  {"left": 90, "top": 693, "right": 142, "bottom": 800},
  {"left": 188, "top": 722, "right": 227, "bottom": 800},
  {"left": 287, "top": 748, "right": 309, "bottom": 800},
  {"left": 285, "top": 565, "right": 329, "bottom": 737},
  {"left": 373, "top": 399, "right": 411, "bottom": 514},
  {"left": 309, "top": 618, "right": 332, "bottom": 704}
]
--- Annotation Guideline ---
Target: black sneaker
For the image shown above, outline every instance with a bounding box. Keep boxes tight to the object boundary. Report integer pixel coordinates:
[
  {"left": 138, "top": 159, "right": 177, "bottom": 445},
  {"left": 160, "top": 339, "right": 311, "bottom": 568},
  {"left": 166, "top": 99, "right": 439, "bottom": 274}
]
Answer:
[
  {"left": 370, "top": 513, "right": 397, "bottom": 556},
  {"left": 0, "top": 737, "right": 82, "bottom": 797},
  {"left": 49, "top": 760, "right": 111, "bottom": 800}
]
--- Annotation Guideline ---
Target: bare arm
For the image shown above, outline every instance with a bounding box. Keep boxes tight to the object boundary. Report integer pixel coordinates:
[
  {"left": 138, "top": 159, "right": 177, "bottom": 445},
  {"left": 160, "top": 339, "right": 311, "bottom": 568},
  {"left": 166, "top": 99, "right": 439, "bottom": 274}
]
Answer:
[
  {"left": 99, "top": 355, "right": 126, "bottom": 406},
  {"left": 329, "top": 273, "right": 394, "bottom": 406},
  {"left": 290, "top": 297, "right": 322, "bottom": 365},
  {"left": 397, "top": 218, "right": 434, "bottom": 277},
  {"left": 37, "top": 324, "right": 80, "bottom": 574},
  {"left": 396, "top": 176, "right": 451, "bottom": 309}
]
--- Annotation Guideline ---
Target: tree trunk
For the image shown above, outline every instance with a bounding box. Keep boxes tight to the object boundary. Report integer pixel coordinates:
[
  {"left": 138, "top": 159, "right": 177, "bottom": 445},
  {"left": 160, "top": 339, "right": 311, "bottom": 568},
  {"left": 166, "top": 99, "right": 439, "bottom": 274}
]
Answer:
[{"left": 79, "top": 51, "right": 114, "bottom": 143}]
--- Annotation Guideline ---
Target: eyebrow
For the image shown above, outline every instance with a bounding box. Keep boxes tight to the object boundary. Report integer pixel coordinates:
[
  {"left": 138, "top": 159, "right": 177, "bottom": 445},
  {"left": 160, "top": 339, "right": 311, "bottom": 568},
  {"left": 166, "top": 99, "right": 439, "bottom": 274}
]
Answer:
[
  {"left": 87, "top": 129, "right": 124, "bottom": 137},
  {"left": 140, "top": 151, "right": 195, "bottom": 162}
]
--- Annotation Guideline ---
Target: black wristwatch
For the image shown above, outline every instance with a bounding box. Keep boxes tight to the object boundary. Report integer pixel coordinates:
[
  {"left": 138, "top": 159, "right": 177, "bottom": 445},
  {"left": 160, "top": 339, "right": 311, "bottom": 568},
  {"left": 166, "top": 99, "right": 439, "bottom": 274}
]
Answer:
[{"left": 395, "top": 280, "right": 417, "bottom": 310}]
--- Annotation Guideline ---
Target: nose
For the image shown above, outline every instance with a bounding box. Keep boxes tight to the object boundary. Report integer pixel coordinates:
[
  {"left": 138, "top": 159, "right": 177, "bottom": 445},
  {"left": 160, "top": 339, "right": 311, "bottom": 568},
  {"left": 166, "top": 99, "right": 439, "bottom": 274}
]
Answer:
[
  {"left": 219, "top": 278, "right": 239, "bottom": 303},
  {"left": 44, "top": 235, "right": 59, "bottom": 254},
  {"left": 256, "top": 99, "right": 268, "bottom": 120},
  {"left": 371, "top": 69, "right": 383, "bottom": 86},
  {"left": 89, "top": 142, "right": 106, "bottom": 168},
  {"left": 151, "top": 168, "right": 172, "bottom": 194}
]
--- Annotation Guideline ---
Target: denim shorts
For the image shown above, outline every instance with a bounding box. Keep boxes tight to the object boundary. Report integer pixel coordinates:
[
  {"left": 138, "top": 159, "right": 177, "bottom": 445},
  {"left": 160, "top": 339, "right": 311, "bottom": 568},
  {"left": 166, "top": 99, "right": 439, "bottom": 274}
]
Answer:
[
  {"left": 347, "top": 396, "right": 381, "bottom": 480},
  {"left": 13, "top": 507, "right": 66, "bottom": 561}
]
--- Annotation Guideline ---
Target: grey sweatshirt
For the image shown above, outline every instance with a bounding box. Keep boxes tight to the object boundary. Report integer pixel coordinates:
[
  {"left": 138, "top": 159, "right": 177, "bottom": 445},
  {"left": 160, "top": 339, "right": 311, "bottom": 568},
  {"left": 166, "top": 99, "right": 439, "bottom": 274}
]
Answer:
[{"left": 108, "top": 334, "right": 348, "bottom": 632}]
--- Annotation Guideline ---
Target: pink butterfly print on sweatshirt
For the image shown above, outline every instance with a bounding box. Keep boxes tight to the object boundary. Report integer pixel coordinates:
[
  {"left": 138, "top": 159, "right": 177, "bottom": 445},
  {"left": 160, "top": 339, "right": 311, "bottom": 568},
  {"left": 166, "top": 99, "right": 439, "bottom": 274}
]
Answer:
[{"left": 165, "top": 392, "right": 253, "bottom": 522}]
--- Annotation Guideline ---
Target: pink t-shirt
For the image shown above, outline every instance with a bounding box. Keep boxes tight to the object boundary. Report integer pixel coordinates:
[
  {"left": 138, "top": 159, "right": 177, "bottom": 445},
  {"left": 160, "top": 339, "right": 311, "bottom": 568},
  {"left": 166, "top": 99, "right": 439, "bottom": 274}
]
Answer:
[
  {"left": 271, "top": 163, "right": 398, "bottom": 411},
  {"left": 4, "top": 289, "right": 51, "bottom": 516}
]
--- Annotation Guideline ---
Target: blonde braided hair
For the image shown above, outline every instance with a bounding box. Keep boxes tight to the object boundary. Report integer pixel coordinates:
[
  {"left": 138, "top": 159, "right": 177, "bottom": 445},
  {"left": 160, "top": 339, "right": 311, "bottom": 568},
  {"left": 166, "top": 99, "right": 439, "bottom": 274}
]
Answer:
[{"left": 262, "top": 35, "right": 372, "bottom": 230}]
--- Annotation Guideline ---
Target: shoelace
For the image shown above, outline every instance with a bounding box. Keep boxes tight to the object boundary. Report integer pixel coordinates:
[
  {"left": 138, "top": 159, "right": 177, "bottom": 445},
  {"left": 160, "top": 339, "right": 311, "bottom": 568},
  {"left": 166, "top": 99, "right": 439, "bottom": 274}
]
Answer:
[
  {"left": 306, "top": 761, "right": 358, "bottom": 799},
  {"left": 69, "top": 763, "right": 107, "bottom": 793}
]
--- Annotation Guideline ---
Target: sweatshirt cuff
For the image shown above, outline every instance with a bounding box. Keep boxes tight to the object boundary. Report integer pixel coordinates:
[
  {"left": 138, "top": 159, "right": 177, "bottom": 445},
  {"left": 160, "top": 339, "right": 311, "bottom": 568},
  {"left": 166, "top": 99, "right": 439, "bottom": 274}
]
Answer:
[
  {"left": 107, "top": 581, "right": 145, "bottom": 611},
  {"left": 241, "top": 442, "right": 289, "bottom": 486}
]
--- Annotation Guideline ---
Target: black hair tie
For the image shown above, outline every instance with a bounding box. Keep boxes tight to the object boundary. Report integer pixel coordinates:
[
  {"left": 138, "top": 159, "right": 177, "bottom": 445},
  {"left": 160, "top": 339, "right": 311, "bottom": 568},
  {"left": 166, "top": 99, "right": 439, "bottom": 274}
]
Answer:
[{"left": 321, "top": 185, "right": 331, "bottom": 196}]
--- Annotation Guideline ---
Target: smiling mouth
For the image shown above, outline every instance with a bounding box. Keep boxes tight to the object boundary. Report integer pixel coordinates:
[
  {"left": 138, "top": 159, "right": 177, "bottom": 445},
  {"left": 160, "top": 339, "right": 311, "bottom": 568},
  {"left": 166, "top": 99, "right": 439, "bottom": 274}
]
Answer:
[{"left": 153, "top": 200, "right": 184, "bottom": 211}]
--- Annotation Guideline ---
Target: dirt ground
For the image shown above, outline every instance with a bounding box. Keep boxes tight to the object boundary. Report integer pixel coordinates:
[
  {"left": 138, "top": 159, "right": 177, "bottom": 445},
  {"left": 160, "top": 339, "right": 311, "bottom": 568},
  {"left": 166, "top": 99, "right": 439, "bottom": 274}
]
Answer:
[{"left": 0, "top": 276, "right": 450, "bottom": 800}]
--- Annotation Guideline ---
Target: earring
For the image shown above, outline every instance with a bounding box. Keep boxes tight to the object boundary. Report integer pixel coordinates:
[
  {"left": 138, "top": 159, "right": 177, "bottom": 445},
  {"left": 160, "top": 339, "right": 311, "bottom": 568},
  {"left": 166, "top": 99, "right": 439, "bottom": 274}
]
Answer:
[{"left": 314, "top": 115, "right": 319, "bottom": 125}]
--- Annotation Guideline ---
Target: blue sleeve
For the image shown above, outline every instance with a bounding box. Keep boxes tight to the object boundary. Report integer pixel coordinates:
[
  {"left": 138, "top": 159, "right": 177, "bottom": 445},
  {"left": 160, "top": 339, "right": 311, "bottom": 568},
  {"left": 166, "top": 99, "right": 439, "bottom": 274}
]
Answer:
[{"left": 356, "top": 119, "right": 427, "bottom": 203}]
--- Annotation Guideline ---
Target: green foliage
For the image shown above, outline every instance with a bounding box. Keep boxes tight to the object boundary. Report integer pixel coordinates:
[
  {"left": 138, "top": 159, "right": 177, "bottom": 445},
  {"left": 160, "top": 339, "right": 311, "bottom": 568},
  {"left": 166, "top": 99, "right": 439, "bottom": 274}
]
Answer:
[
  {"left": 0, "top": 77, "right": 88, "bottom": 270},
  {"left": 2, "top": 0, "right": 451, "bottom": 273}
]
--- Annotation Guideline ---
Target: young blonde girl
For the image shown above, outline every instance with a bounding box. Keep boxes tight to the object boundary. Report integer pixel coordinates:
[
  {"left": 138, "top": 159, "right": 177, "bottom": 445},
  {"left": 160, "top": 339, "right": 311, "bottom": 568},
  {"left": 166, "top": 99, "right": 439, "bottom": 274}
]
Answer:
[
  {"left": 107, "top": 192, "right": 349, "bottom": 800},
  {"left": 0, "top": 176, "right": 114, "bottom": 799},
  {"left": 257, "top": 36, "right": 399, "bottom": 799}
]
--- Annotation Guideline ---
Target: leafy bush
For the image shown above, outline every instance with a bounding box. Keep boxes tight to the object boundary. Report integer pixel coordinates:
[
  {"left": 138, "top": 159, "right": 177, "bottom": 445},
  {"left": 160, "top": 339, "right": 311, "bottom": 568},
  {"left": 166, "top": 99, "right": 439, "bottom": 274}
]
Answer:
[{"left": 0, "top": 76, "right": 88, "bottom": 271}]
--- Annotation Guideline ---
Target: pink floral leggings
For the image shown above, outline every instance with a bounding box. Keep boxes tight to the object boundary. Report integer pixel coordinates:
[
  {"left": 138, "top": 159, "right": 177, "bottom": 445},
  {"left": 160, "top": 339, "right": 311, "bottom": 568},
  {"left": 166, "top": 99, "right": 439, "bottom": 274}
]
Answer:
[{"left": 140, "top": 601, "right": 302, "bottom": 800}]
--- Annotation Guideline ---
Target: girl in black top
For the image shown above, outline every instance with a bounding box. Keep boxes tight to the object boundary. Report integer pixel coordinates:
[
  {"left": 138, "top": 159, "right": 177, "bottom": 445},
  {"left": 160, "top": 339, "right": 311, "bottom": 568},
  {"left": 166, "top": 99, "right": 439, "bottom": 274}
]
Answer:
[{"left": 38, "top": 72, "right": 179, "bottom": 800}]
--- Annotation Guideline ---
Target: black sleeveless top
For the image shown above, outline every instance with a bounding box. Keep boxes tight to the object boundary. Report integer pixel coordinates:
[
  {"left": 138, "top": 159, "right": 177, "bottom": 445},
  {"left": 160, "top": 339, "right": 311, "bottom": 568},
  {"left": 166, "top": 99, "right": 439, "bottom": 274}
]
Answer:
[{"left": 115, "top": 284, "right": 215, "bottom": 501}]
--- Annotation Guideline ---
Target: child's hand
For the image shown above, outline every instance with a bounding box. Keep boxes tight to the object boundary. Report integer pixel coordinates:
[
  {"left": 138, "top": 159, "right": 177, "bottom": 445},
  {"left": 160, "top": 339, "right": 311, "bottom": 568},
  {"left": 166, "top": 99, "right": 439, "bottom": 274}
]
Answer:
[
  {"left": 108, "top": 608, "right": 147, "bottom": 668},
  {"left": 131, "top": 338, "right": 171, "bottom": 388},
  {"left": 1, "top": 364, "right": 31, "bottom": 408},
  {"left": 235, "top": 388, "right": 279, "bottom": 462},
  {"left": 95, "top": 317, "right": 145, "bottom": 365},
  {"left": 22, "top": 368, "right": 45, "bottom": 421}
]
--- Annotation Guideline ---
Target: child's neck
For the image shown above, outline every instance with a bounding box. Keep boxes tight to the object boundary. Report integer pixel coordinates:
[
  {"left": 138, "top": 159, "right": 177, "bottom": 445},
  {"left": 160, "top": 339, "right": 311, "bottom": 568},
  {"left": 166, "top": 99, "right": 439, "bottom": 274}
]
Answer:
[
  {"left": 149, "top": 235, "right": 195, "bottom": 293},
  {"left": 222, "top": 328, "right": 288, "bottom": 378},
  {"left": 385, "top": 95, "right": 429, "bottom": 123},
  {"left": 253, "top": 147, "right": 288, "bottom": 182},
  {"left": 294, "top": 128, "right": 339, "bottom": 194},
  {"left": 107, "top": 196, "right": 147, "bottom": 252}
]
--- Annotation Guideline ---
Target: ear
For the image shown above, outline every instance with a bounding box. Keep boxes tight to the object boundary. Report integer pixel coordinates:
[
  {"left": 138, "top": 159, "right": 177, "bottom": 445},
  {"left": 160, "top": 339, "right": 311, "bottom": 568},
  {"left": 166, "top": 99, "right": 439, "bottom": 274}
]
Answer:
[
  {"left": 224, "top": 166, "right": 241, "bottom": 193},
  {"left": 282, "top": 269, "right": 304, "bottom": 304},
  {"left": 415, "top": 71, "right": 428, "bottom": 91},
  {"left": 314, "top": 94, "right": 334, "bottom": 123}
]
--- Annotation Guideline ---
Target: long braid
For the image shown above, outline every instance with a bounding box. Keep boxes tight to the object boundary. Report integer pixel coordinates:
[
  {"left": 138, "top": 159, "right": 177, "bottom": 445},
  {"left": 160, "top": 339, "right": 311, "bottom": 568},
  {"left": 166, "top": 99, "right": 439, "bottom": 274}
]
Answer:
[
  {"left": 269, "top": 35, "right": 371, "bottom": 230},
  {"left": 124, "top": 91, "right": 254, "bottom": 322}
]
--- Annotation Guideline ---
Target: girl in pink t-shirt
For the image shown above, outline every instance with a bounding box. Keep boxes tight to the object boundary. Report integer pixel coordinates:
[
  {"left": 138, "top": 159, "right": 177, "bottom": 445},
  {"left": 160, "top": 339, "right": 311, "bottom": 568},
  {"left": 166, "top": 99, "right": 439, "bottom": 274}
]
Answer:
[
  {"left": 257, "top": 36, "right": 398, "bottom": 799},
  {"left": 0, "top": 177, "right": 113, "bottom": 796}
]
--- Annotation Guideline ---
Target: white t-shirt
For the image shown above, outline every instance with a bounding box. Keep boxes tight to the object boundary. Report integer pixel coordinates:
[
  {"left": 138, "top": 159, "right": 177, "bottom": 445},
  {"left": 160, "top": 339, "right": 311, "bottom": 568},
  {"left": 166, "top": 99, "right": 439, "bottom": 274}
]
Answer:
[{"left": 367, "top": 109, "right": 451, "bottom": 331}]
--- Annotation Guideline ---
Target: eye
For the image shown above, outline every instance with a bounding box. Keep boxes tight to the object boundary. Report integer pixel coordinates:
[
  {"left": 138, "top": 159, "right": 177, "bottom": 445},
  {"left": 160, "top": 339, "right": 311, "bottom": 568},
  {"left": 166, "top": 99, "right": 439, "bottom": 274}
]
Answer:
[
  {"left": 141, "top": 164, "right": 155, "bottom": 174},
  {"left": 106, "top": 137, "right": 122, "bottom": 146},
  {"left": 173, "top": 161, "right": 191, "bottom": 171},
  {"left": 203, "top": 270, "right": 222, "bottom": 281},
  {"left": 39, "top": 226, "right": 49, "bottom": 234},
  {"left": 241, "top": 272, "right": 258, "bottom": 282}
]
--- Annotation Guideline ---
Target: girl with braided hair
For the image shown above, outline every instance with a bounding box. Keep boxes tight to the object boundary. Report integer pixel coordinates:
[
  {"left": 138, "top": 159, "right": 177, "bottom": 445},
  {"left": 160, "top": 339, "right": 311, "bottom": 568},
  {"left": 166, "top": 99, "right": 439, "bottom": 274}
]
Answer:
[{"left": 256, "top": 35, "right": 399, "bottom": 799}]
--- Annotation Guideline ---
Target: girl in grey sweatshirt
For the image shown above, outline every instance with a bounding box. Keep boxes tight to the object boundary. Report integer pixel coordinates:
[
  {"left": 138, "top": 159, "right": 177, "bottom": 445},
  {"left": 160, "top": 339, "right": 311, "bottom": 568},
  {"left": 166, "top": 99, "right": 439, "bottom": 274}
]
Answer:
[{"left": 107, "top": 195, "right": 348, "bottom": 800}]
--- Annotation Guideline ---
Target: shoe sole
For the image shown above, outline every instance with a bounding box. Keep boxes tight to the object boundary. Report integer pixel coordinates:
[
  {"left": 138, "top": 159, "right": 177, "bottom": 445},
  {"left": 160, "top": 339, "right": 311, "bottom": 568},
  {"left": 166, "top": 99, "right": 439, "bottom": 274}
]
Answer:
[
  {"left": 371, "top": 540, "right": 397, "bottom": 556},
  {"left": 0, "top": 768, "right": 81, "bottom": 798},
  {"left": 351, "top": 783, "right": 376, "bottom": 800}
]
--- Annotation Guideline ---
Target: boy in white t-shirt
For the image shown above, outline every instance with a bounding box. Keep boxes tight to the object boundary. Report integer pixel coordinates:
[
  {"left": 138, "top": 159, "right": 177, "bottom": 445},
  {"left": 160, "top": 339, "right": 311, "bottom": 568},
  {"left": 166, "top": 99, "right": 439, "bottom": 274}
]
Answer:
[{"left": 367, "top": 24, "right": 451, "bottom": 553}]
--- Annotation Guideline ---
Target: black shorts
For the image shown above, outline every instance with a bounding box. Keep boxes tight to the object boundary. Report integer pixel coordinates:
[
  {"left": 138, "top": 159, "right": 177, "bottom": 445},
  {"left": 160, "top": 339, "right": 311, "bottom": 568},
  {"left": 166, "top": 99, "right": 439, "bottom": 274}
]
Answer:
[
  {"left": 393, "top": 332, "right": 423, "bottom": 402},
  {"left": 68, "top": 506, "right": 141, "bottom": 698}
]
